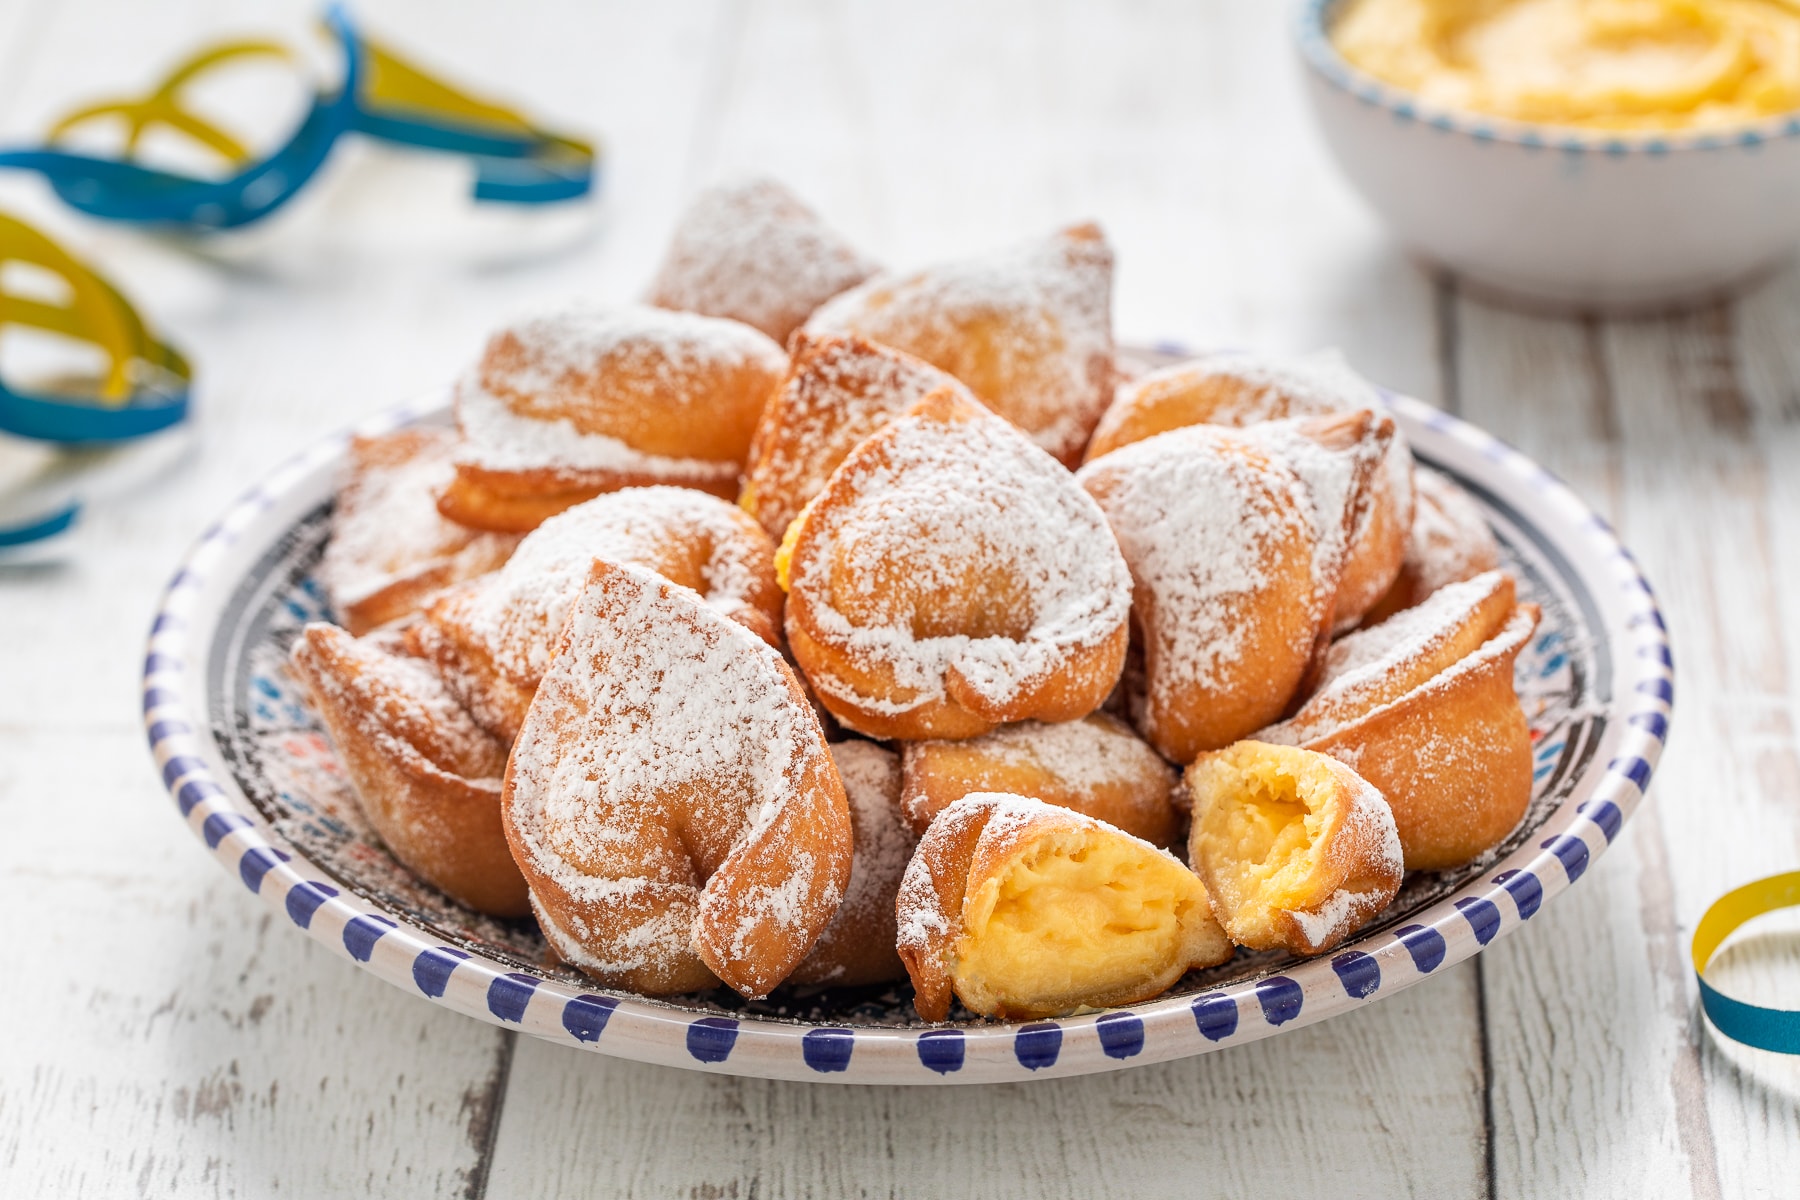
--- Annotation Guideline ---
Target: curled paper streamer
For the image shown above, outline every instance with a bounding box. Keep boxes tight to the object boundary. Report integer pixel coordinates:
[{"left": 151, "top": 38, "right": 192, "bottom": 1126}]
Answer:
[
  {"left": 1692, "top": 871, "right": 1800, "bottom": 1055},
  {"left": 0, "top": 213, "right": 193, "bottom": 549},
  {"left": 0, "top": 5, "right": 597, "bottom": 232}
]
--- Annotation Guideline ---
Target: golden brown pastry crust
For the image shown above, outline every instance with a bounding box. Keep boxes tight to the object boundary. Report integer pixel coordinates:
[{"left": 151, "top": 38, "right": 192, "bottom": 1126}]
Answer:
[
  {"left": 1077, "top": 425, "right": 1330, "bottom": 763},
  {"left": 1185, "top": 740, "right": 1401, "bottom": 956},
  {"left": 415, "top": 486, "right": 784, "bottom": 741},
  {"left": 789, "top": 741, "right": 917, "bottom": 987},
  {"left": 1263, "top": 571, "right": 1540, "bottom": 871},
  {"left": 895, "top": 794, "right": 1232, "bottom": 1021},
  {"left": 646, "top": 177, "right": 880, "bottom": 344},
  {"left": 805, "top": 224, "right": 1115, "bottom": 467},
  {"left": 320, "top": 428, "right": 519, "bottom": 635},
  {"left": 289, "top": 623, "right": 528, "bottom": 917},
  {"left": 899, "top": 713, "right": 1181, "bottom": 847},
  {"left": 739, "top": 332, "right": 968, "bottom": 539},
  {"left": 782, "top": 388, "right": 1131, "bottom": 741},
  {"left": 440, "top": 305, "right": 787, "bottom": 532},
  {"left": 1085, "top": 353, "right": 1414, "bottom": 628},
  {"left": 503, "top": 559, "right": 852, "bottom": 998},
  {"left": 1363, "top": 466, "right": 1502, "bottom": 626}
]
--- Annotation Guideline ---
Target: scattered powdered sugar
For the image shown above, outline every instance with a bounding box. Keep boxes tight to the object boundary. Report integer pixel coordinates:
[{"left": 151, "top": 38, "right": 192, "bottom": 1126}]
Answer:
[
  {"left": 1407, "top": 467, "right": 1500, "bottom": 595},
  {"left": 437, "top": 486, "right": 772, "bottom": 685},
  {"left": 1152, "top": 348, "right": 1385, "bottom": 423},
  {"left": 318, "top": 428, "right": 517, "bottom": 616},
  {"left": 955, "top": 714, "right": 1165, "bottom": 793},
  {"left": 827, "top": 741, "right": 915, "bottom": 925},
  {"left": 792, "top": 404, "right": 1132, "bottom": 716},
  {"left": 646, "top": 176, "right": 880, "bottom": 343},
  {"left": 1323, "top": 571, "right": 1507, "bottom": 691},
  {"left": 1240, "top": 418, "right": 1369, "bottom": 604},
  {"left": 1076, "top": 426, "right": 1315, "bottom": 696},
  {"left": 805, "top": 225, "right": 1113, "bottom": 463},
  {"left": 454, "top": 371, "right": 740, "bottom": 487},
  {"left": 507, "top": 564, "right": 828, "bottom": 973}
]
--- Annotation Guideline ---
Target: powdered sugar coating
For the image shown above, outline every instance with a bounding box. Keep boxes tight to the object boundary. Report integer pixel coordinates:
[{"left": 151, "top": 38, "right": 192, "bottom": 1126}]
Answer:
[
  {"left": 646, "top": 177, "right": 880, "bottom": 343},
  {"left": 1405, "top": 467, "right": 1502, "bottom": 598},
  {"left": 787, "top": 397, "right": 1131, "bottom": 729},
  {"left": 805, "top": 224, "right": 1114, "bottom": 465},
  {"left": 504, "top": 562, "right": 847, "bottom": 993},
  {"left": 950, "top": 715, "right": 1167, "bottom": 794},
  {"left": 795, "top": 741, "right": 916, "bottom": 984}
]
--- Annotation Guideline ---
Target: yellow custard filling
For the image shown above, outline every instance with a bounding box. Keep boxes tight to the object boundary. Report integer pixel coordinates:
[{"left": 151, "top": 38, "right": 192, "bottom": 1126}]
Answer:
[{"left": 1332, "top": 0, "right": 1800, "bottom": 132}]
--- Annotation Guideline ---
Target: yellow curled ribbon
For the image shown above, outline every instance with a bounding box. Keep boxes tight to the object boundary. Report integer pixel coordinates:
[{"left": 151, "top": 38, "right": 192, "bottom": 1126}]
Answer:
[{"left": 1692, "top": 871, "right": 1800, "bottom": 1054}]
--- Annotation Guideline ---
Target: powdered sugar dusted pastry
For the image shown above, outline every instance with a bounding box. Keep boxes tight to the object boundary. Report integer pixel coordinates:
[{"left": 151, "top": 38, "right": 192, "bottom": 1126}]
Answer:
[
  {"left": 781, "top": 388, "right": 1132, "bottom": 741},
  {"left": 290, "top": 623, "right": 527, "bottom": 917},
  {"left": 1364, "top": 467, "right": 1502, "bottom": 625},
  {"left": 439, "top": 305, "right": 788, "bottom": 531},
  {"left": 417, "top": 487, "right": 784, "bottom": 740},
  {"left": 1085, "top": 352, "right": 1414, "bottom": 628},
  {"left": 739, "top": 332, "right": 969, "bottom": 539},
  {"left": 899, "top": 713, "right": 1181, "bottom": 848},
  {"left": 319, "top": 428, "right": 519, "bottom": 635},
  {"left": 1263, "top": 571, "right": 1539, "bottom": 871},
  {"left": 805, "top": 223, "right": 1115, "bottom": 467},
  {"left": 896, "top": 794, "right": 1232, "bottom": 1021},
  {"left": 646, "top": 177, "right": 880, "bottom": 344},
  {"left": 1076, "top": 425, "right": 1331, "bottom": 764},
  {"left": 790, "top": 741, "right": 917, "bottom": 987},
  {"left": 1185, "top": 741, "right": 1401, "bottom": 956},
  {"left": 503, "top": 559, "right": 852, "bottom": 998}
]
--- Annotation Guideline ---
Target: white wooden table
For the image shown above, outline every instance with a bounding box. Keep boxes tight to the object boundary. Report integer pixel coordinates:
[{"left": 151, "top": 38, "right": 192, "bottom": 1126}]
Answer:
[{"left": 2, "top": 2, "right": 1796, "bottom": 1196}]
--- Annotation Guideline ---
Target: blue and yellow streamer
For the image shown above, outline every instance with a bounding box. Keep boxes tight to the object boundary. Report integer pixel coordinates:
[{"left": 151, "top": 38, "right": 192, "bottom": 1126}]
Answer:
[
  {"left": 0, "top": 6, "right": 596, "bottom": 231},
  {"left": 1693, "top": 871, "right": 1800, "bottom": 1055}
]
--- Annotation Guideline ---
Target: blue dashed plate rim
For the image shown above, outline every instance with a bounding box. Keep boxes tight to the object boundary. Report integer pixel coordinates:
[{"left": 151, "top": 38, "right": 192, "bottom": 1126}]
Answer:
[
  {"left": 143, "top": 376, "right": 1672, "bottom": 1084},
  {"left": 1297, "top": 0, "right": 1800, "bottom": 157}
]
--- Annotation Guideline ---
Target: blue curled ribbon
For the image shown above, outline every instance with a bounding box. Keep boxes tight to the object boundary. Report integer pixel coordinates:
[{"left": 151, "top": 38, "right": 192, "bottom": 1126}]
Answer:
[
  {"left": 1693, "top": 871, "right": 1800, "bottom": 1055},
  {"left": 0, "top": 5, "right": 596, "bottom": 232}
]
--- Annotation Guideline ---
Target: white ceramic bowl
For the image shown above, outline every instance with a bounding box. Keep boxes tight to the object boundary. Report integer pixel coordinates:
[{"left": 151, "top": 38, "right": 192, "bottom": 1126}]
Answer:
[
  {"left": 141, "top": 368, "right": 1672, "bottom": 1084},
  {"left": 1296, "top": 0, "right": 1800, "bottom": 312}
]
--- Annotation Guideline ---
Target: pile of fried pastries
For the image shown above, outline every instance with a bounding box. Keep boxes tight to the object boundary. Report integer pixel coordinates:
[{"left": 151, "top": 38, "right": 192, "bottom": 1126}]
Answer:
[{"left": 295, "top": 177, "right": 1536, "bottom": 1022}]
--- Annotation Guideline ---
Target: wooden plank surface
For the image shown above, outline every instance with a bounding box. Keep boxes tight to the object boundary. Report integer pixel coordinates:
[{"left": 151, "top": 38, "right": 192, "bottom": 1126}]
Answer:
[{"left": 0, "top": 1, "right": 1796, "bottom": 1197}]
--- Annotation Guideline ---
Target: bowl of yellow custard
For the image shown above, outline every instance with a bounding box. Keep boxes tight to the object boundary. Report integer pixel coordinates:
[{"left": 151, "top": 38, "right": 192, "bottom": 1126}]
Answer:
[{"left": 1298, "top": 0, "right": 1800, "bottom": 311}]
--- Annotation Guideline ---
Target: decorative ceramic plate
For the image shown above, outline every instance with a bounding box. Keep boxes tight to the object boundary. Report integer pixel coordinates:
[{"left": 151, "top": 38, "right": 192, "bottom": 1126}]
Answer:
[{"left": 143, "top": 362, "right": 1671, "bottom": 1084}]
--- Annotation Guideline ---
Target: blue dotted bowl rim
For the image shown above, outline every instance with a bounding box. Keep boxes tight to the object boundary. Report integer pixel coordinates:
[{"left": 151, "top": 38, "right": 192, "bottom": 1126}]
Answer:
[
  {"left": 1297, "top": 0, "right": 1800, "bottom": 157},
  {"left": 143, "top": 368, "right": 1671, "bottom": 1084}
]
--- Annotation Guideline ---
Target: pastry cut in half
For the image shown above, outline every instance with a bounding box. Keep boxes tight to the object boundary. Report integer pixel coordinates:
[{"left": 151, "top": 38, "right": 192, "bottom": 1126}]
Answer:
[
  {"left": 645, "top": 176, "right": 880, "bottom": 344},
  {"left": 805, "top": 223, "right": 1115, "bottom": 467},
  {"left": 439, "top": 305, "right": 787, "bottom": 531},
  {"left": 739, "top": 332, "right": 970, "bottom": 540},
  {"left": 899, "top": 712, "right": 1181, "bottom": 848},
  {"left": 318, "top": 427, "right": 519, "bottom": 635},
  {"left": 896, "top": 794, "right": 1233, "bottom": 1021},
  {"left": 789, "top": 741, "right": 918, "bottom": 987},
  {"left": 1085, "top": 351, "right": 1414, "bottom": 628},
  {"left": 503, "top": 559, "right": 851, "bottom": 998},
  {"left": 1075, "top": 424, "right": 1332, "bottom": 764},
  {"left": 1363, "top": 466, "right": 1501, "bottom": 626},
  {"left": 289, "top": 623, "right": 528, "bottom": 917},
  {"left": 780, "top": 387, "right": 1132, "bottom": 741},
  {"left": 1262, "top": 570, "right": 1540, "bottom": 871},
  {"left": 1184, "top": 740, "right": 1402, "bottom": 956},
  {"left": 415, "top": 486, "right": 783, "bottom": 740}
]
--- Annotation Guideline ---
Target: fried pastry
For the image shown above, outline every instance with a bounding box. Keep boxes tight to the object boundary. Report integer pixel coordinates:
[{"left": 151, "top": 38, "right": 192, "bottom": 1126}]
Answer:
[
  {"left": 318, "top": 427, "right": 520, "bottom": 635},
  {"left": 290, "top": 623, "right": 528, "bottom": 917},
  {"left": 416, "top": 486, "right": 783, "bottom": 740},
  {"left": 739, "top": 332, "right": 969, "bottom": 539},
  {"left": 439, "top": 305, "right": 787, "bottom": 532},
  {"left": 805, "top": 223, "right": 1115, "bottom": 466},
  {"left": 1076, "top": 425, "right": 1333, "bottom": 764},
  {"left": 1363, "top": 467, "right": 1501, "bottom": 625},
  {"left": 1185, "top": 740, "right": 1402, "bottom": 956},
  {"left": 1085, "top": 352, "right": 1415, "bottom": 628},
  {"left": 899, "top": 712, "right": 1181, "bottom": 847},
  {"left": 503, "top": 559, "right": 852, "bottom": 998},
  {"left": 896, "top": 794, "right": 1233, "bottom": 1021},
  {"left": 1262, "top": 570, "right": 1540, "bottom": 871},
  {"left": 646, "top": 176, "right": 880, "bottom": 344},
  {"left": 789, "top": 741, "right": 917, "bottom": 987},
  {"left": 781, "top": 388, "right": 1132, "bottom": 740}
]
